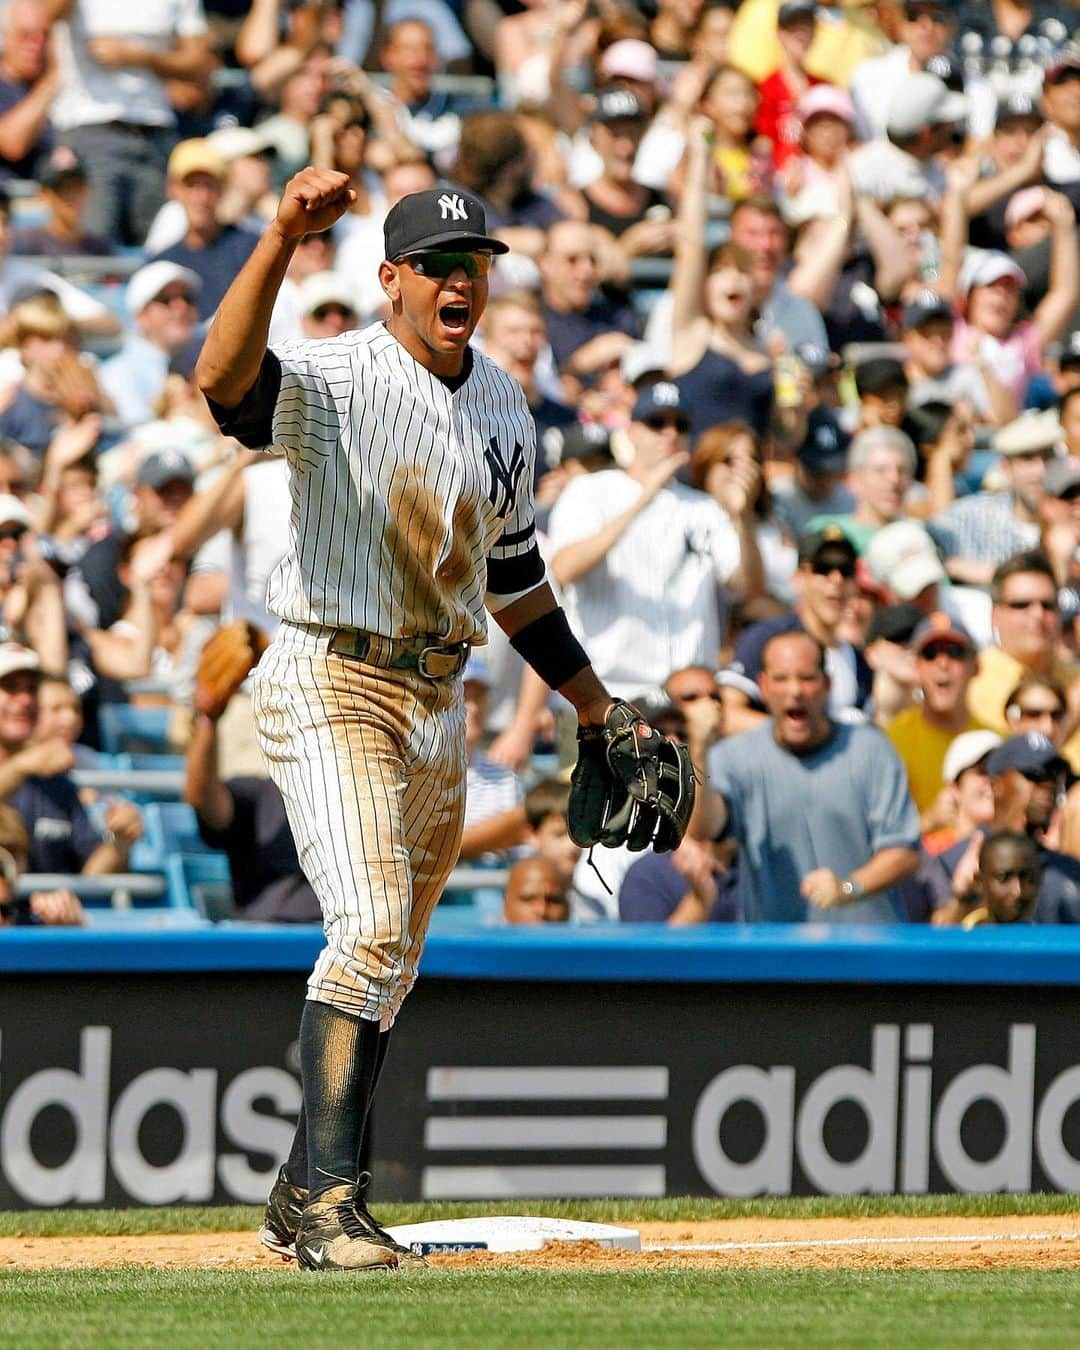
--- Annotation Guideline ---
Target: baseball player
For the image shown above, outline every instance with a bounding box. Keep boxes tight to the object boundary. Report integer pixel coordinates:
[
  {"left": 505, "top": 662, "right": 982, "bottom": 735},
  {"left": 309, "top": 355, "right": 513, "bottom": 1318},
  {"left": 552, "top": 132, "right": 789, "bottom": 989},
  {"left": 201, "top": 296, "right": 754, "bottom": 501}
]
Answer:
[{"left": 196, "top": 168, "right": 692, "bottom": 1272}]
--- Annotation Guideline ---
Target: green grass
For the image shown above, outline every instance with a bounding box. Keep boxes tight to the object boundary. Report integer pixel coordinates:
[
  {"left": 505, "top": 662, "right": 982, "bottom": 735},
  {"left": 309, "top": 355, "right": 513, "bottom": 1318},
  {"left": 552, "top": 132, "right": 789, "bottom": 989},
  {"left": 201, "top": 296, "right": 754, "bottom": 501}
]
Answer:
[
  {"left": 6, "top": 1198, "right": 1080, "bottom": 1347},
  {"left": 3, "top": 1267, "right": 1080, "bottom": 1348},
  {"left": 3, "top": 1191, "right": 1080, "bottom": 1237}
]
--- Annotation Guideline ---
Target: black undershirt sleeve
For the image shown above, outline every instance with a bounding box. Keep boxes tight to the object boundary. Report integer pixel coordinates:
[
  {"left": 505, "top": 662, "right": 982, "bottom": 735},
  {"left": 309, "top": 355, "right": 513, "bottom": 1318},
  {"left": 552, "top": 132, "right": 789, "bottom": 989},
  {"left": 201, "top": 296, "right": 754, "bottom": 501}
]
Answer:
[
  {"left": 204, "top": 350, "right": 283, "bottom": 449},
  {"left": 487, "top": 541, "right": 545, "bottom": 596}
]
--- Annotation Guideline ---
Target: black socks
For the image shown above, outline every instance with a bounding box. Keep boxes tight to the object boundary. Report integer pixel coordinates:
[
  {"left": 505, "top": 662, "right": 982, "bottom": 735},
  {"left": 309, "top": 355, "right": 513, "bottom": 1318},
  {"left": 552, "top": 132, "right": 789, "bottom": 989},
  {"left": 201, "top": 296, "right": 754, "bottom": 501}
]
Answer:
[{"left": 283, "top": 1001, "right": 391, "bottom": 1200}]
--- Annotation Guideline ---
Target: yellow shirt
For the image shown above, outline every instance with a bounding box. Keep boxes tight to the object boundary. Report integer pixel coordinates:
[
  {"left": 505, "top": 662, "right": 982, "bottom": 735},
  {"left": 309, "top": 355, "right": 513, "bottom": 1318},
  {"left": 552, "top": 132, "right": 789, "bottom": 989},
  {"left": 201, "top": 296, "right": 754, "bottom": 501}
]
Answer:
[
  {"left": 885, "top": 708, "right": 990, "bottom": 813},
  {"left": 728, "top": 0, "right": 889, "bottom": 85},
  {"left": 966, "top": 646, "right": 1080, "bottom": 772}
]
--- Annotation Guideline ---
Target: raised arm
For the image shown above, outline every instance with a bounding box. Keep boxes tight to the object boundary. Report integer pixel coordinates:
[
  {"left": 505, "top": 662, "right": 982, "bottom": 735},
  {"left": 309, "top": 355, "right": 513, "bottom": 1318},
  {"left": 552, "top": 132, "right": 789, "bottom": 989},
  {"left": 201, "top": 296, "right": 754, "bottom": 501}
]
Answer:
[
  {"left": 1033, "top": 191, "right": 1079, "bottom": 348},
  {"left": 670, "top": 118, "right": 712, "bottom": 345},
  {"left": 196, "top": 168, "right": 354, "bottom": 408}
]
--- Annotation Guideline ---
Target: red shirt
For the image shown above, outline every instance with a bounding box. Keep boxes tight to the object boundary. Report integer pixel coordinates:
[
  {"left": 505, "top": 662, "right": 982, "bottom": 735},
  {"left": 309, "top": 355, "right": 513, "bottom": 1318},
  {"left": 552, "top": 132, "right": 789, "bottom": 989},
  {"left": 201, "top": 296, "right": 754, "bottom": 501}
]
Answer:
[{"left": 755, "top": 69, "right": 823, "bottom": 169}]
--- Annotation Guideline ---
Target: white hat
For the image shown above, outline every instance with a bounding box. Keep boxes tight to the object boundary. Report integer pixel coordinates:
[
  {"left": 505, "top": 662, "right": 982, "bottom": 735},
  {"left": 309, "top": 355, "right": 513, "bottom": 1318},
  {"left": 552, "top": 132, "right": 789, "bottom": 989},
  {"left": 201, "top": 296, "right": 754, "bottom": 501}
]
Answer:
[
  {"left": 0, "top": 642, "right": 40, "bottom": 682},
  {"left": 865, "top": 520, "right": 946, "bottom": 601},
  {"left": 299, "top": 271, "right": 358, "bottom": 318},
  {"left": 991, "top": 408, "right": 1062, "bottom": 457},
  {"left": 206, "top": 125, "right": 273, "bottom": 161},
  {"left": 958, "top": 249, "right": 1026, "bottom": 296},
  {"left": 886, "top": 72, "right": 968, "bottom": 139},
  {"left": 0, "top": 495, "right": 31, "bottom": 528},
  {"left": 126, "top": 261, "right": 202, "bottom": 317},
  {"left": 619, "top": 341, "right": 667, "bottom": 385},
  {"left": 943, "top": 729, "right": 1003, "bottom": 784}
]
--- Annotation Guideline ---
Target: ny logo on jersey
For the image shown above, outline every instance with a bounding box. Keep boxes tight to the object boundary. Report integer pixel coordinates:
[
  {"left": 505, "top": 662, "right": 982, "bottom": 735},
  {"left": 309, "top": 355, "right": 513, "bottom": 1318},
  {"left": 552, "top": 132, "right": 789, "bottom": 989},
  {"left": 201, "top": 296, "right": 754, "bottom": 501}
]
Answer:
[
  {"left": 437, "top": 192, "right": 469, "bottom": 222},
  {"left": 484, "top": 436, "right": 526, "bottom": 515}
]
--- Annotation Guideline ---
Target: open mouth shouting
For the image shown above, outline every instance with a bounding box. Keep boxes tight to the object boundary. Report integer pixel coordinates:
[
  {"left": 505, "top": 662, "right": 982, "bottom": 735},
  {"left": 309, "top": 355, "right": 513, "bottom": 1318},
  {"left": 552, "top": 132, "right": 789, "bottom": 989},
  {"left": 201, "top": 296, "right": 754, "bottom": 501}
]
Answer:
[{"left": 438, "top": 298, "right": 472, "bottom": 338}]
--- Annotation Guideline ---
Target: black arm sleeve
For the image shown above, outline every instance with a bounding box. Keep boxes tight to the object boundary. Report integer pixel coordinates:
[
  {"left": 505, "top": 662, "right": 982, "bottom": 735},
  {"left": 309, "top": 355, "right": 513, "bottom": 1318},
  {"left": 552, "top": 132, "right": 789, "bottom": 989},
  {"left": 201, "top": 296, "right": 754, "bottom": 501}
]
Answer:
[
  {"left": 204, "top": 351, "right": 283, "bottom": 449},
  {"left": 487, "top": 540, "right": 545, "bottom": 596}
]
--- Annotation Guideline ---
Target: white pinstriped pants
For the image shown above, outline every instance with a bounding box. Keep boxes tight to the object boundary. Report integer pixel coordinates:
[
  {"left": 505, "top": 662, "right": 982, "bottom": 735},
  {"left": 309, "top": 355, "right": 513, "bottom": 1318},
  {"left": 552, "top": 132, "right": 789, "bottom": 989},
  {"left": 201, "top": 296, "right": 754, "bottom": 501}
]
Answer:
[{"left": 250, "top": 621, "right": 467, "bottom": 1029}]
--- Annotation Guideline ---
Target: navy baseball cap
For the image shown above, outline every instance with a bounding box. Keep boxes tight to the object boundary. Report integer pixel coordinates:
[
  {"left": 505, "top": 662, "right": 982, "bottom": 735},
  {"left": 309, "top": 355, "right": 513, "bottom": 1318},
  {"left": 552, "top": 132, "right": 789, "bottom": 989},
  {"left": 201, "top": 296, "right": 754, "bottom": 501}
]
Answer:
[
  {"left": 383, "top": 187, "right": 509, "bottom": 260},
  {"left": 557, "top": 422, "right": 614, "bottom": 465},
  {"left": 865, "top": 603, "right": 925, "bottom": 646},
  {"left": 985, "top": 733, "right": 1069, "bottom": 779},
  {"left": 778, "top": 0, "right": 816, "bottom": 25},
  {"left": 901, "top": 290, "right": 954, "bottom": 331},
  {"left": 591, "top": 90, "right": 648, "bottom": 124},
  {"left": 136, "top": 449, "right": 194, "bottom": 490},
  {"left": 796, "top": 406, "right": 849, "bottom": 472},
  {"left": 631, "top": 381, "right": 689, "bottom": 428},
  {"left": 995, "top": 92, "right": 1041, "bottom": 128},
  {"left": 1060, "top": 330, "right": 1080, "bottom": 371}
]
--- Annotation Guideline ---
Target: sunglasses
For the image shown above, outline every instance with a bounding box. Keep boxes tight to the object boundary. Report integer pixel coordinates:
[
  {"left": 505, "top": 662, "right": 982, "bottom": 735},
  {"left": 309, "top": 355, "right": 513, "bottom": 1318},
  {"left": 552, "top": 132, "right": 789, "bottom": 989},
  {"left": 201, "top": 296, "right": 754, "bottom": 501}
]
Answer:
[
  {"left": 312, "top": 303, "right": 356, "bottom": 322},
  {"left": 810, "top": 556, "right": 856, "bottom": 579},
  {"left": 677, "top": 690, "right": 722, "bottom": 702},
  {"left": 905, "top": 4, "right": 950, "bottom": 21},
  {"left": 1013, "top": 704, "right": 1066, "bottom": 722},
  {"left": 919, "top": 641, "right": 970, "bottom": 662},
  {"left": 1002, "top": 597, "right": 1059, "bottom": 613},
  {"left": 0, "top": 523, "right": 26, "bottom": 543},
  {"left": 399, "top": 251, "right": 493, "bottom": 279},
  {"left": 645, "top": 415, "right": 689, "bottom": 433}
]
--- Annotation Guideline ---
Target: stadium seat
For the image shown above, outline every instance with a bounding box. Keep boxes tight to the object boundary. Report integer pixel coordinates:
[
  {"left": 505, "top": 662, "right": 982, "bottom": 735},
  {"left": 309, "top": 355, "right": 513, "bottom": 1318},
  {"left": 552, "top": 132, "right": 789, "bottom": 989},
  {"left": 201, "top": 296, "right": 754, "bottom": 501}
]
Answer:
[
  {"left": 144, "top": 801, "right": 206, "bottom": 856},
  {"left": 98, "top": 704, "right": 173, "bottom": 756},
  {"left": 165, "top": 852, "right": 234, "bottom": 921}
]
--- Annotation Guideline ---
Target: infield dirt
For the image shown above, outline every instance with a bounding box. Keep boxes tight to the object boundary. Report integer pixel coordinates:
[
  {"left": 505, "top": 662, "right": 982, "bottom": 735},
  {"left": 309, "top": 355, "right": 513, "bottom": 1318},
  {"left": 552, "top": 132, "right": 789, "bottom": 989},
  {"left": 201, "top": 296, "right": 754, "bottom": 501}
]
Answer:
[{"left": 3, "top": 1214, "right": 1080, "bottom": 1273}]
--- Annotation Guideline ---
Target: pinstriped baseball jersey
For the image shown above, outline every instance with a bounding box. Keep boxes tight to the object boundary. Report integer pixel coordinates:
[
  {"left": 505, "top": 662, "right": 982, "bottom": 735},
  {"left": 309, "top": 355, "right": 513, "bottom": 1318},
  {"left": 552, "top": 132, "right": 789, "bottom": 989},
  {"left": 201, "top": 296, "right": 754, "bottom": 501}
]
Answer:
[{"left": 255, "top": 322, "right": 539, "bottom": 642}]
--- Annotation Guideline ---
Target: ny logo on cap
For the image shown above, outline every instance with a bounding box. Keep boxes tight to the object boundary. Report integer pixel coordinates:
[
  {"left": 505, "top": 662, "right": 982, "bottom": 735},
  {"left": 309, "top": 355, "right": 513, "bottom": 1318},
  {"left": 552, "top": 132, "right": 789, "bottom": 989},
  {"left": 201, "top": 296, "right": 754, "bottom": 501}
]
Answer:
[
  {"left": 438, "top": 192, "right": 468, "bottom": 222},
  {"left": 652, "top": 382, "right": 680, "bottom": 406}
]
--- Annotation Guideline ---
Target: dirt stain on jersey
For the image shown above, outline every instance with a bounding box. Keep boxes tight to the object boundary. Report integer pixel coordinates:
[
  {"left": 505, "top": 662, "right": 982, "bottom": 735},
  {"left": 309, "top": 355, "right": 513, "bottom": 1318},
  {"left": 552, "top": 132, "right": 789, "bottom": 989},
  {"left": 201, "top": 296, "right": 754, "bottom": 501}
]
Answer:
[{"left": 384, "top": 465, "right": 447, "bottom": 634}]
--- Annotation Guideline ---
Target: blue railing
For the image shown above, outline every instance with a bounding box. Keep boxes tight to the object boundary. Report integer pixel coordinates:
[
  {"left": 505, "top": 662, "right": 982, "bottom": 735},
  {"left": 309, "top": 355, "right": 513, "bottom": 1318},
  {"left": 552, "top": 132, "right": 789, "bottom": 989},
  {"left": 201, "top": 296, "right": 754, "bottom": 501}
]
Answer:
[{"left": 4, "top": 924, "right": 1080, "bottom": 985}]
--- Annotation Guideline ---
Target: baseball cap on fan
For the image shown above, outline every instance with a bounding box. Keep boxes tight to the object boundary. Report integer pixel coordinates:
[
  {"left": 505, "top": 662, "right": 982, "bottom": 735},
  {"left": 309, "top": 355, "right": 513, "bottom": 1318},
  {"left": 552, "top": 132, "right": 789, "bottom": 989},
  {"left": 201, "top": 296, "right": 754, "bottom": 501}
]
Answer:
[
  {"left": 383, "top": 188, "right": 509, "bottom": 260},
  {"left": 886, "top": 72, "right": 968, "bottom": 139}
]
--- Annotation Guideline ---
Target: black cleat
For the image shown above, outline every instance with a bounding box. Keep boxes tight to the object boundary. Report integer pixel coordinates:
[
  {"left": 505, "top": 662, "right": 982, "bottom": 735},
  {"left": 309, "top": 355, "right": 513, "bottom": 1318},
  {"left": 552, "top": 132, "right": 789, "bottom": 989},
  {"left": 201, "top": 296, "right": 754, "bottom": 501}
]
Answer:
[
  {"left": 295, "top": 1183, "right": 427, "bottom": 1271},
  {"left": 257, "top": 1166, "right": 308, "bottom": 1261}
]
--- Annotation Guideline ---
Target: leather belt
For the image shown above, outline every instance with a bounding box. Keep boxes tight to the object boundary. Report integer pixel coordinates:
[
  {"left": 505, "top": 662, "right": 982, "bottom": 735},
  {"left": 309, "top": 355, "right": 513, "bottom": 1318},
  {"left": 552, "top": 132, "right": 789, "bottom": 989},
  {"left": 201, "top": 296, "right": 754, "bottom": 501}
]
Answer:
[{"left": 328, "top": 628, "right": 469, "bottom": 680}]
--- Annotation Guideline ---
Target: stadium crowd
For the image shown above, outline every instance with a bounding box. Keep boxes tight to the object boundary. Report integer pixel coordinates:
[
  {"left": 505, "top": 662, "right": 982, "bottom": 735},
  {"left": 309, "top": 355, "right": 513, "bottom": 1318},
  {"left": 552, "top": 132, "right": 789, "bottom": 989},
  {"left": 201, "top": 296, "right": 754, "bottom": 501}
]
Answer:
[{"left": 1, "top": 0, "right": 1080, "bottom": 931}]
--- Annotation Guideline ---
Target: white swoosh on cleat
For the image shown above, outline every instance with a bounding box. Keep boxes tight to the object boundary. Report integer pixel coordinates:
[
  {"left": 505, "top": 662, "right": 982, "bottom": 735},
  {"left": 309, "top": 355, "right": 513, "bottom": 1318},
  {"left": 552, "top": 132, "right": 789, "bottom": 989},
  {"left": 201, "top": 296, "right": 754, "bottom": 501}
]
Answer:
[{"left": 307, "top": 1245, "right": 326, "bottom": 1265}]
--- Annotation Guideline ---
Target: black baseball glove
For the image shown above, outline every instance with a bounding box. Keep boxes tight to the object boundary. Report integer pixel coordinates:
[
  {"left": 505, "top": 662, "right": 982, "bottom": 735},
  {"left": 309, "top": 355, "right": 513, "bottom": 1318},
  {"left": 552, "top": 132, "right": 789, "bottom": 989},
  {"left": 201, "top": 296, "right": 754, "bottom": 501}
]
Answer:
[{"left": 568, "top": 701, "right": 696, "bottom": 853}]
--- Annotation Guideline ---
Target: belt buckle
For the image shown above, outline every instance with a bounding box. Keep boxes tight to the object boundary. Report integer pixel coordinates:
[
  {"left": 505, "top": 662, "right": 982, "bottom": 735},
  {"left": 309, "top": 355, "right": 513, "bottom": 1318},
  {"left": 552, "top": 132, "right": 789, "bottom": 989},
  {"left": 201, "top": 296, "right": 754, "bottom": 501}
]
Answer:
[{"left": 418, "top": 644, "right": 464, "bottom": 680}]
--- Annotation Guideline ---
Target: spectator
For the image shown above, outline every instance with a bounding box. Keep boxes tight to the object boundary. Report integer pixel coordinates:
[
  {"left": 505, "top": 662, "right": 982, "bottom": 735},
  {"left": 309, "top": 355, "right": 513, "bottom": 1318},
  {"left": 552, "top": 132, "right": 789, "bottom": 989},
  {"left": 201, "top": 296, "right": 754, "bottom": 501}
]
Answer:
[
  {"left": 668, "top": 136, "right": 775, "bottom": 440},
  {"left": 967, "top": 551, "right": 1080, "bottom": 768},
  {"left": 853, "top": 356, "right": 910, "bottom": 431},
  {"left": 1041, "top": 50, "right": 1080, "bottom": 201},
  {"left": 502, "top": 857, "right": 570, "bottom": 925},
  {"left": 256, "top": 54, "right": 328, "bottom": 189},
  {"left": 961, "top": 830, "right": 1043, "bottom": 927},
  {"left": 901, "top": 289, "right": 1009, "bottom": 424},
  {"left": 0, "top": 641, "right": 142, "bottom": 873},
  {"left": 619, "top": 834, "right": 738, "bottom": 923},
  {"left": 1003, "top": 672, "right": 1080, "bottom": 856},
  {"left": 11, "top": 147, "right": 113, "bottom": 258},
  {"left": 459, "top": 654, "right": 525, "bottom": 862},
  {"left": 702, "top": 64, "right": 763, "bottom": 202},
  {"left": 377, "top": 19, "right": 467, "bottom": 161},
  {"left": 298, "top": 271, "right": 359, "bottom": 340},
  {"left": 849, "top": 73, "right": 966, "bottom": 203},
  {"left": 0, "top": 491, "right": 67, "bottom": 672},
  {"left": 581, "top": 92, "right": 674, "bottom": 254},
  {"left": 885, "top": 612, "right": 988, "bottom": 826},
  {"left": 99, "top": 262, "right": 202, "bottom": 430},
  {"left": 31, "top": 671, "right": 95, "bottom": 767},
  {"left": 933, "top": 732, "right": 1080, "bottom": 924},
  {"left": 68, "top": 448, "right": 195, "bottom": 633},
  {"left": 697, "top": 630, "right": 920, "bottom": 922},
  {"left": 849, "top": 1, "right": 960, "bottom": 142},
  {"left": 781, "top": 84, "right": 855, "bottom": 216},
  {"left": 49, "top": 0, "right": 214, "bottom": 246},
  {"left": 922, "top": 727, "right": 1001, "bottom": 856},
  {"left": 931, "top": 410, "right": 1058, "bottom": 583},
  {"left": 549, "top": 381, "right": 753, "bottom": 704},
  {"left": 0, "top": 296, "right": 109, "bottom": 460},
  {"left": 691, "top": 422, "right": 796, "bottom": 601},
  {"left": 538, "top": 219, "right": 639, "bottom": 379},
  {"left": 946, "top": 200, "right": 1078, "bottom": 409},
  {"left": 755, "top": 0, "right": 821, "bottom": 172},
  {"left": 451, "top": 109, "right": 567, "bottom": 240},
  {"left": 0, "top": 0, "right": 57, "bottom": 183},
  {"left": 771, "top": 408, "right": 854, "bottom": 541},
  {"left": 727, "top": 194, "right": 829, "bottom": 352},
  {"left": 732, "top": 527, "right": 873, "bottom": 721},
  {"left": 522, "top": 779, "right": 580, "bottom": 892},
  {"left": 0, "top": 802, "right": 84, "bottom": 927},
  {"left": 150, "top": 140, "right": 260, "bottom": 322},
  {"left": 864, "top": 519, "right": 993, "bottom": 646},
  {"left": 184, "top": 621, "right": 318, "bottom": 921},
  {"left": 807, "top": 425, "right": 918, "bottom": 554},
  {"left": 863, "top": 602, "right": 922, "bottom": 725}
]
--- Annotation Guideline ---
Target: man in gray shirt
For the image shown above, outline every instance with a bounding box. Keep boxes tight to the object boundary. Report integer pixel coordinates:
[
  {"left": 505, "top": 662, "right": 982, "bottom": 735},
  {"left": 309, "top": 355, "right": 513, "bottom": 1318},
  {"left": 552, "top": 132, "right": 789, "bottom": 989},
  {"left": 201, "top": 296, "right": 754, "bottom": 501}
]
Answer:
[{"left": 696, "top": 631, "right": 920, "bottom": 923}]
